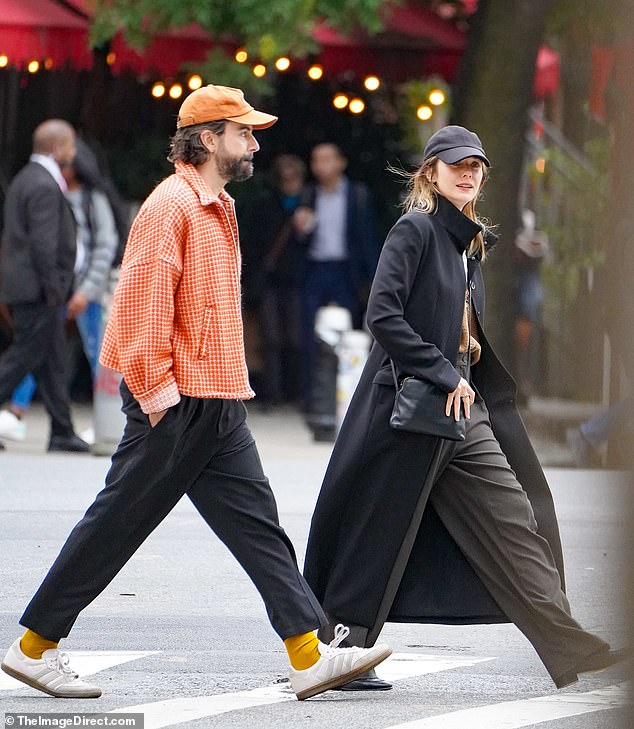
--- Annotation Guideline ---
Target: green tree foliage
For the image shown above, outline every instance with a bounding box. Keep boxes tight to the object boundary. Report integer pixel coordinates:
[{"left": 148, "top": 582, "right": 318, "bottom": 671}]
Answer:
[
  {"left": 548, "top": 0, "right": 621, "bottom": 41},
  {"left": 536, "top": 138, "right": 611, "bottom": 304},
  {"left": 91, "top": 0, "right": 387, "bottom": 61}
]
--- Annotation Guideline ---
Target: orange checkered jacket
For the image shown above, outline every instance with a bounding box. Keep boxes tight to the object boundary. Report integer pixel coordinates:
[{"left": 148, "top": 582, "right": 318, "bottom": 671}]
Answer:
[{"left": 100, "top": 162, "right": 254, "bottom": 414}]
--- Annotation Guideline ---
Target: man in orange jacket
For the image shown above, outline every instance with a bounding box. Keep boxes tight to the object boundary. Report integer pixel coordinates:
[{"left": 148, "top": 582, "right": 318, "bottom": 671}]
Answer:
[{"left": 2, "top": 85, "right": 390, "bottom": 701}]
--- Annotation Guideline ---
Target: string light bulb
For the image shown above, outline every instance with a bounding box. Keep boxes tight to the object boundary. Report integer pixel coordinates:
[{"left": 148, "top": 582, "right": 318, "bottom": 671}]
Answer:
[
  {"left": 275, "top": 57, "right": 291, "bottom": 72},
  {"left": 106, "top": 52, "right": 116, "bottom": 66},
  {"left": 333, "top": 93, "right": 349, "bottom": 109},
  {"left": 253, "top": 64, "right": 267, "bottom": 77},
  {"left": 151, "top": 82, "right": 166, "bottom": 98},
  {"left": 416, "top": 104, "right": 433, "bottom": 121},
  {"left": 188, "top": 75, "right": 203, "bottom": 90},
  {"left": 307, "top": 64, "right": 323, "bottom": 80},
  {"left": 0, "top": 55, "right": 8, "bottom": 68},
  {"left": 364, "top": 76, "right": 380, "bottom": 91},
  {"left": 428, "top": 89, "right": 446, "bottom": 106},
  {"left": 27, "top": 60, "right": 40, "bottom": 74},
  {"left": 169, "top": 83, "right": 183, "bottom": 99},
  {"left": 348, "top": 98, "right": 365, "bottom": 114},
  {"left": 235, "top": 49, "right": 248, "bottom": 63}
]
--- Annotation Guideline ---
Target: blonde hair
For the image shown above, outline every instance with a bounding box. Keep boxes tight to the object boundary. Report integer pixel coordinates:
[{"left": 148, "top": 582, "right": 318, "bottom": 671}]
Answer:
[{"left": 394, "top": 156, "right": 488, "bottom": 260}]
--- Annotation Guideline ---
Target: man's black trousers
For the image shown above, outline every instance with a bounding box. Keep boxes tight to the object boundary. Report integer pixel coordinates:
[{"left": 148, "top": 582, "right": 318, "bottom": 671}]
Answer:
[
  {"left": 20, "top": 382, "right": 326, "bottom": 641},
  {"left": 0, "top": 302, "right": 74, "bottom": 437}
]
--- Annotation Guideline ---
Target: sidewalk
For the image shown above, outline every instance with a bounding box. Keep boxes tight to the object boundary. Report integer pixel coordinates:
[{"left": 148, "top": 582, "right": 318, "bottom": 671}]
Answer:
[
  {"left": 520, "top": 396, "right": 600, "bottom": 467},
  {"left": 0, "top": 397, "right": 601, "bottom": 467}
]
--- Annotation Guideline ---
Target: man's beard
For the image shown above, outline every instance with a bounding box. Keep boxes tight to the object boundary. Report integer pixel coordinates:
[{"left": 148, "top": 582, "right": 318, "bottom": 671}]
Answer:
[{"left": 217, "top": 152, "right": 254, "bottom": 182}]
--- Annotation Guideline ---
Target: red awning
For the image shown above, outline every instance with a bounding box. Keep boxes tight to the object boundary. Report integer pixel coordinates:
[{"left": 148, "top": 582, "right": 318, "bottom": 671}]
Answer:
[
  {"left": 312, "top": 4, "right": 465, "bottom": 84},
  {"left": 0, "top": 0, "right": 92, "bottom": 69},
  {"left": 108, "top": 27, "right": 218, "bottom": 78},
  {"left": 0, "top": 0, "right": 559, "bottom": 98}
]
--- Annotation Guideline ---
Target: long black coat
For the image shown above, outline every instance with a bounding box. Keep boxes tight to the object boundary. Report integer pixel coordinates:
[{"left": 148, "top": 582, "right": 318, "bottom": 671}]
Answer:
[
  {"left": 303, "top": 195, "right": 565, "bottom": 647},
  {"left": 0, "top": 161, "right": 76, "bottom": 306}
]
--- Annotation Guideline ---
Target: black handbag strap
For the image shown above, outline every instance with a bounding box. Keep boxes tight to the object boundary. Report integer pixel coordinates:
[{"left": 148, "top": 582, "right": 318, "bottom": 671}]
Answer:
[{"left": 390, "top": 359, "right": 399, "bottom": 390}]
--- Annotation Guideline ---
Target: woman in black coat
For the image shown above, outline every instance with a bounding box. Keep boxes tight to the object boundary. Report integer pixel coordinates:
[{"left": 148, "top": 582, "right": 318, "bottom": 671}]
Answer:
[{"left": 303, "top": 126, "right": 623, "bottom": 691}]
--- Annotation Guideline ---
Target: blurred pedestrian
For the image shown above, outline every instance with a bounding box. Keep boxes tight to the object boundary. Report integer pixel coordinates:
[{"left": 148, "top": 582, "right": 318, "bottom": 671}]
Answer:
[
  {"left": 567, "top": 396, "right": 633, "bottom": 467},
  {"left": 0, "top": 139, "right": 119, "bottom": 444},
  {"left": 0, "top": 120, "right": 89, "bottom": 453},
  {"left": 1, "top": 85, "right": 390, "bottom": 701},
  {"left": 241, "top": 154, "right": 306, "bottom": 407},
  {"left": 64, "top": 139, "right": 120, "bottom": 375},
  {"left": 294, "top": 143, "right": 379, "bottom": 408},
  {"left": 513, "top": 209, "right": 548, "bottom": 404},
  {"left": 304, "top": 125, "right": 625, "bottom": 691}
]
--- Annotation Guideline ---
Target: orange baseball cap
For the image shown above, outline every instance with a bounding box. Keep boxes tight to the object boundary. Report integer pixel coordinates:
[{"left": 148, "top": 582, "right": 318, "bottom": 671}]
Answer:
[{"left": 177, "top": 84, "right": 278, "bottom": 129}]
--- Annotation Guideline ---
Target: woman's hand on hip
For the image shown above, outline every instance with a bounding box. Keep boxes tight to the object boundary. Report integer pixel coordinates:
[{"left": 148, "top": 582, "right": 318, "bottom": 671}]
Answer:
[{"left": 446, "top": 378, "right": 475, "bottom": 421}]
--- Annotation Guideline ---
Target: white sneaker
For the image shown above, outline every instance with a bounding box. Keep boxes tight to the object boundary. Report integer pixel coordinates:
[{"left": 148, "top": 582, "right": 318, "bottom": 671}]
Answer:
[
  {"left": 80, "top": 426, "right": 95, "bottom": 445},
  {"left": 1, "top": 638, "right": 102, "bottom": 698},
  {"left": 0, "top": 410, "right": 26, "bottom": 441},
  {"left": 289, "top": 624, "right": 392, "bottom": 700}
]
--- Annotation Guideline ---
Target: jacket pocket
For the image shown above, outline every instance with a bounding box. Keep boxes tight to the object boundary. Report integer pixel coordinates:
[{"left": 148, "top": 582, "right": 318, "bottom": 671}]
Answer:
[{"left": 197, "top": 306, "right": 215, "bottom": 360}]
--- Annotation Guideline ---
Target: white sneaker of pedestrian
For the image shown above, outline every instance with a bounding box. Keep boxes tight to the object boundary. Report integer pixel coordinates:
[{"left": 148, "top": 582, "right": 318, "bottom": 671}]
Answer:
[
  {"left": 0, "top": 410, "right": 26, "bottom": 441},
  {"left": 1, "top": 638, "right": 102, "bottom": 698},
  {"left": 80, "top": 426, "right": 95, "bottom": 445},
  {"left": 289, "top": 624, "right": 392, "bottom": 700}
]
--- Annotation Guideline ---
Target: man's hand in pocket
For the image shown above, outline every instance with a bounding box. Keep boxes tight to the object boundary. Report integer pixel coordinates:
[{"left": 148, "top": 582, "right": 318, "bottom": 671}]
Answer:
[{"left": 148, "top": 409, "right": 168, "bottom": 428}]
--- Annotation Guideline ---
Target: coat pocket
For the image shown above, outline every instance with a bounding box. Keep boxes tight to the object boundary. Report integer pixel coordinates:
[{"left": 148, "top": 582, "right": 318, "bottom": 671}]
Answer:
[{"left": 197, "top": 306, "right": 215, "bottom": 360}]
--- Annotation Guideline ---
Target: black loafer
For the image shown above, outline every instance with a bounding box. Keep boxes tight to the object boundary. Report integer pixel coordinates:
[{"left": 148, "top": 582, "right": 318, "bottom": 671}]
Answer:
[
  {"left": 555, "top": 648, "right": 629, "bottom": 689},
  {"left": 333, "top": 668, "right": 392, "bottom": 691},
  {"left": 47, "top": 434, "right": 91, "bottom": 453}
]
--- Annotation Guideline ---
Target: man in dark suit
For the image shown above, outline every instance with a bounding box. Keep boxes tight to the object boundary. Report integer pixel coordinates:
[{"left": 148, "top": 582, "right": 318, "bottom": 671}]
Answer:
[
  {"left": 295, "top": 143, "right": 380, "bottom": 408},
  {"left": 0, "top": 119, "right": 89, "bottom": 452}
]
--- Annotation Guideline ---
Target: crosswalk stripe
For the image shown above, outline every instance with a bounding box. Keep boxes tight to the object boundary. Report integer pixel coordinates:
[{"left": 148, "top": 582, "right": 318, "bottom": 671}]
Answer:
[
  {"left": 112, "top": 684, "right": 293, "bottom": 725},
  {"left": 377, "top": 652, "right": 493, "bottom": 681},
  {"left": 383, "top": 682, "right": 629, "bottom": 729},
  {"left": 110, "top": 653, "right": 493, "bottom": 729},
  {"left": 0, "top": 651, "right": 158, "bottom": 691}
]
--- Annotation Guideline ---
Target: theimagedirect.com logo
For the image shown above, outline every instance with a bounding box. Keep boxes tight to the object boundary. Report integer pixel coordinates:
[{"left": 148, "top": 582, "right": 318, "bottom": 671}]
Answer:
[{"left": 4, "top": 714, "right": 143, "bottom": 729}]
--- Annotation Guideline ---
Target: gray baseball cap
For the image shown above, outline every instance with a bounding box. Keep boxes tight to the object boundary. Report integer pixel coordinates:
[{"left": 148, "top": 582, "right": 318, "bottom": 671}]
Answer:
[{"left": 423, "top": 125, "right": 490, "bottom": 166}]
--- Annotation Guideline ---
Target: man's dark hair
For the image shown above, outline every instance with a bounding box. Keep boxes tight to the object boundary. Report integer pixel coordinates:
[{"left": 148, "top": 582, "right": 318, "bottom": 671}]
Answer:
[
  {"left": 312, "top": 142, "right": 347, "bottom": 160},
  {"left": 167, "top": 121, "right": 226, "bottom": 165}
]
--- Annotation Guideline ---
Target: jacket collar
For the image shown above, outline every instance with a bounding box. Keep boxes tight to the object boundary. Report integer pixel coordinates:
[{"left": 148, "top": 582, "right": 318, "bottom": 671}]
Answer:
[
  {"left": 30, "top": 154, "right": 67, "bottom": 193},
  {"left": 174, "top": 161, "right": 234, "bottom": 208},
  {"left": 433, "top": 194, "right": 483, "bottom": 254}
]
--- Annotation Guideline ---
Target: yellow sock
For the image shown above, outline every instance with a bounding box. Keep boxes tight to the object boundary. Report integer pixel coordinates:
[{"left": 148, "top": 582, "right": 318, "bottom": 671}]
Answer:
[
  {"left": 284, "top": 631, "right": 321, "bottom": 670},
  {"left": 20, "top": 630, "right": 58, "bottom": 660}
]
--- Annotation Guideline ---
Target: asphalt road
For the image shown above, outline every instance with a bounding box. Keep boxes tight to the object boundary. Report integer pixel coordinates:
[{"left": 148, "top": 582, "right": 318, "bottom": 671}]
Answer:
[{"left": 0, "top": 405, "right": 632, "bottom": 728}]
